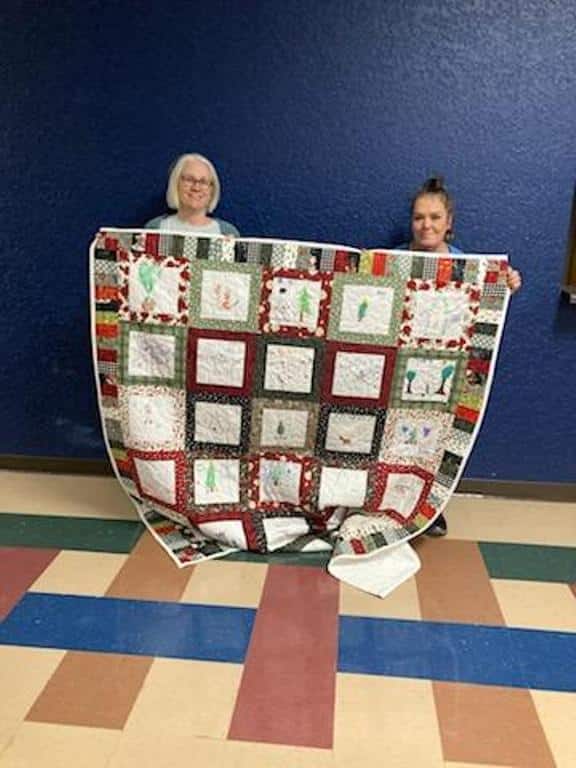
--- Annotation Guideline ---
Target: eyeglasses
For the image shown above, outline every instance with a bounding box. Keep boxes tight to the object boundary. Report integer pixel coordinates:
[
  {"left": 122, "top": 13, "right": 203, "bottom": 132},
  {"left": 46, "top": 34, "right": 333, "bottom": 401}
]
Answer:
[{"left": 180, "top": 175, "right": 213, "bottom": 188}]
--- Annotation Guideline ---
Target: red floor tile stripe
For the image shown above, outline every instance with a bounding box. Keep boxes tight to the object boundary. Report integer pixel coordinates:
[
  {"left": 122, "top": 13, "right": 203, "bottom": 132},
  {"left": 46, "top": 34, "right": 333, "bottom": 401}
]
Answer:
[
  {"left": 0, "top": 547, "right": 59, "bottom": 621},
  {"left": 228, "top": 564, "right": 339, "bottom": 749}
]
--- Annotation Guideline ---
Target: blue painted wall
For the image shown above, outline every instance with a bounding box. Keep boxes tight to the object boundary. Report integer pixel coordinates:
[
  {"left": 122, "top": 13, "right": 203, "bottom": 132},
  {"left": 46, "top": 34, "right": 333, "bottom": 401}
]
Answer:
[{"left": 1, "top": 0, "right": 575, "bottom": 481}]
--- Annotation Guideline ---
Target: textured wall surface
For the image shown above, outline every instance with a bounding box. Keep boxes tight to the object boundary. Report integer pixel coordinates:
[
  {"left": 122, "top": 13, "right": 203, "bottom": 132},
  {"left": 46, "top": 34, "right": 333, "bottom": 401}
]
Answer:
[{"left": 1, "top": 0, "right": 575, "bottom": 481}]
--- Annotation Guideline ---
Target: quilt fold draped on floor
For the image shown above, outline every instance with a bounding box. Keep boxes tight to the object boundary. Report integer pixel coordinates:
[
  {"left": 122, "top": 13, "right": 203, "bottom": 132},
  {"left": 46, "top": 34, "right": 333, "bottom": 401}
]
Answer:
[{"left": 90, "top": 230, "right": 509, "bottom": 596}]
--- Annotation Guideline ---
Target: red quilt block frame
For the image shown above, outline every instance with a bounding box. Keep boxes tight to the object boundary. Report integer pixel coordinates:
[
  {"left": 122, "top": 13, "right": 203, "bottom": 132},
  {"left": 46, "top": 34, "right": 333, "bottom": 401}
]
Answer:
[
  {"left": 187, "top": 328, "right": 257, "bottom": 397},
  {"left": 187, "top": 455, "right": 247, "bottom": 514},
  {"left": 399, "top": 279, "right": 481, "bottom": 351},
  {"left": 128, "top": 448, "right": 188, "bottom": 513},
  {"left": 321, "top": 341, "right": 397, "bottom": 409},
  {"left": 367, "top": 463, "right": 434, "bottom": 525},
  {"left": 188, "top": 507, "right": 260, "bottom": 550},
  {"left": 117, "top": 249, "right": 190, "bottom": 326},
  {"left": 259, "top": 268, "right": 332, "bottom": 339},
  {"left": 247, "top": 452, "right": 317, "bottom": 512}
]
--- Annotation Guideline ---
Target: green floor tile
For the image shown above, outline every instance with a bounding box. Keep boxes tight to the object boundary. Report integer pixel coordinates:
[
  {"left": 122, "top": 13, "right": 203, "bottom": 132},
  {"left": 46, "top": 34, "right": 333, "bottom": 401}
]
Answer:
[
  {"left": 479, "top": 542, "right": 576, "bottom": 583},
  {"left": 0, "top": 513, "right": 144, "bottom": 553},
  {"left": 223, "top": 549, "right": 331, "bottom": 567}
]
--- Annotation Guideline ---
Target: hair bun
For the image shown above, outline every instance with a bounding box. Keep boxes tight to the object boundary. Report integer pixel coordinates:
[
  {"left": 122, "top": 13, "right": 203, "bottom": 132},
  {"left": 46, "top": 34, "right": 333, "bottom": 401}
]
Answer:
[
  {"left": 424, "top": 175, "right": 446, "bottom": 193},
  {"left": 410, "top": 174, "right": 455, "bottom": 233}
]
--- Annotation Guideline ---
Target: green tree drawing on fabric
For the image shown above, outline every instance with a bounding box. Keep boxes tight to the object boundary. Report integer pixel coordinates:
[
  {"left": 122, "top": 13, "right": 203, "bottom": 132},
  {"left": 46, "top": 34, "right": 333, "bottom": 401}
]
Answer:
[
  {"left": 138, "top": 261, "right": 161, "bottom": 312},
  {"left": 270, "top": 463, "right": 283, "bottom": 487},
  {"left": 436, "top": 364, "right": 456, "bottom": 395},
  {"left": 276, "top": 420, "right": 286, "bottom": 438},
  {"left": 405, "top": 369, "right": 417, "bottom": 394},
  {"left": 297, "top": 286, "right": 312, "bottom": 323},
  {"left": 205, "top": 461, "right": 217, "bottom": 493},
  {"left": 357, "top": 296, "right": 369, "bottom": 322},
  {"left": 138, "top": 261, "right": 161, "bottom": 294}
]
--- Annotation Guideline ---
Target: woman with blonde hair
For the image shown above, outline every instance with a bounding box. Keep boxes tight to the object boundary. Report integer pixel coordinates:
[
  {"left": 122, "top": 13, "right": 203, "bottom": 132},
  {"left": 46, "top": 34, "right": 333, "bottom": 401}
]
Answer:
[{"left": 146, "top": 153, "right": 239, "bottom": 235}]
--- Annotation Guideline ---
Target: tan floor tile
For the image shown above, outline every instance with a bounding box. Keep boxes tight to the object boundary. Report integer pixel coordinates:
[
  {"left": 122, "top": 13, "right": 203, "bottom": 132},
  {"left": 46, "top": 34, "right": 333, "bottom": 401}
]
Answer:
[
  {"left": 333, "top": 673, "right": 443, "bottom": 767},
  {"left": 180, "top": 560, "right": 267, "bottom": 607},
  {"left": 531, "top": 689, "right": 576, "bottom": 768},
  {"left": 0, "top": 721, "right": 18, "bottom": 756},
  {"left": 0, "top": 470, "right": 136, "bottom": 520},
  {"left": 28, "top": 551, "right": 127, "bottom": 596},
  {"left": 110, "top": 734, "right": 334, "bottom": 768},
  {"left": 0, "top": 722, "right": 120, "bottom": 768},
  {"left": 444, "top": 763, "right": 509, "bottom": 767},
  {"left": 123, "top": 659, "right": 243, "bottom": 739},
  {"left": 492, "top": 580, "right": 576, "bottom": 631},
  {"left": 0, "top": 647, "right": 65, "bottom": 751},
  {"left": 446, "top": 495, "right": 576, "bottom": 546},
  {"left": 219, "top": 739, "right": 335, "bottom": 767},
  {"left": 339, "top": 576, "right": 421, "bottom": 619}
]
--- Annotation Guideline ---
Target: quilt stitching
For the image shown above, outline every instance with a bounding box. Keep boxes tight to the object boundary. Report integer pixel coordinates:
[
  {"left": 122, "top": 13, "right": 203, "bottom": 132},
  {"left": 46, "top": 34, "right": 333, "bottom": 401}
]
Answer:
[
  {"left": 367, "top": 463, "right": 434, "bottom": 525},
  {"left": 119, "top": 384, "right": 186, "bottom": 452},
  {"left": 118, "top": 251, "right": 189, "bottom": 326},
  {"left": 327, "top": 272, "right": 404, "bottom": 346},
  {"left": 119, "top": 322, "right": 186, "bottom": 388},
  {"left": 249, "top": 399, "right": 319, "bottom": 454},
  {"left": 315, "top": 404, "right": 387, "bottom": 462},
  {"left": 321, "top": 341, "right": 397, "bottom": 409},
  {"left": 129, "top": 448, "right": 187, "bottom": 512},
  {"left": 259, "top": 268, "right": 332, "bottom": 339},
  {"left": 255, "top": 336, "right": 324, "bottom": 402},
  {"left": 189, "top": 260, "right": 262, "bottom": 332},
  {"left": 187, "top": 328, "right": 256, "bottom": 397},
  {"left": 390, "top": 349, "right": 466, "bottom": 412},
  {"left": 247, "top": 452, "right": 317, "bottom": 513},
  {"left": 399, "top": 279, "right": 481, "bottom": 351},
  {"left": 379, "top": 408, "right": 453, "bottom": 473},
  {"left": 186, "top": 394, "right": 251, "bottom": 455}
]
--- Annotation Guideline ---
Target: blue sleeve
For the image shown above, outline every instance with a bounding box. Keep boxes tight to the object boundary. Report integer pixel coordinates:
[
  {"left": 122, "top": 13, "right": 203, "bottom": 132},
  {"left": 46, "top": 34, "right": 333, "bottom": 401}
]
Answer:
[
  {"left": 218, "top": 219, "right": 240, "bottom": 237},
  {"left": 144, "top": 215, "right": 166, "bottom": 229}
]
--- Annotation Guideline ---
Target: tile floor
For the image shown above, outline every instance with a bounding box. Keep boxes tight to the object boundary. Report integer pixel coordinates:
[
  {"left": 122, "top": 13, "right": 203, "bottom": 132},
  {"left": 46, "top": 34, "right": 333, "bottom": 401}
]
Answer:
[{"left": 0, "top": 470, "right": 575, "bottom": 767}]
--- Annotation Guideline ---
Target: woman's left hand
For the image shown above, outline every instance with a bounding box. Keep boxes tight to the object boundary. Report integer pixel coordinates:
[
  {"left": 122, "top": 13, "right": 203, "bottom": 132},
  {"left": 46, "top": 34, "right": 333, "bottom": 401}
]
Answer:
[{"left": 506, "top": 266, "right": 522, "bottom": 294}]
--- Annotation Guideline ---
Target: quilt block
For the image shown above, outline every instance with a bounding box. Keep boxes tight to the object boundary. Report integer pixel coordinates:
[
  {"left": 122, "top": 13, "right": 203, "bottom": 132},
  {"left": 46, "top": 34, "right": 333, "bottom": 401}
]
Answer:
[{"left": 91, "top": 231, "right": 510, "bottom": 596}]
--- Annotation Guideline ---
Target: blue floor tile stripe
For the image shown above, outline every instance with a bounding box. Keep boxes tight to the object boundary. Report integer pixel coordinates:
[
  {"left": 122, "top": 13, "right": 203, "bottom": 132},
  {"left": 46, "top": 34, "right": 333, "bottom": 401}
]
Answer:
[
  {"left": 1, "top": 594, "right": 575, "bottom": 692},
  {"left": 339, "top": 615, "right": 576, "bottom": 692},
  {"left": 0, "top": 593, "right": 255, "bottom": 663}
]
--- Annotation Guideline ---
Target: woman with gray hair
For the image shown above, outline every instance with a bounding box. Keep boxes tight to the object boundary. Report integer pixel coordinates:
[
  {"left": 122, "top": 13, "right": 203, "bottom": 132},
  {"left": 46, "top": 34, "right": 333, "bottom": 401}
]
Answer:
[{"left": 146, "top": 153, "right": 239, "bottom": 235}]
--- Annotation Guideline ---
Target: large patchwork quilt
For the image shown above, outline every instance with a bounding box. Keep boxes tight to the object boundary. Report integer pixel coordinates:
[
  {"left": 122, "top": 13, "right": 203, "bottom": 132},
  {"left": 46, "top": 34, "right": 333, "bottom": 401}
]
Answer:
[{"left": 91, "top": 229, "right": 510, "bottom": 596}]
